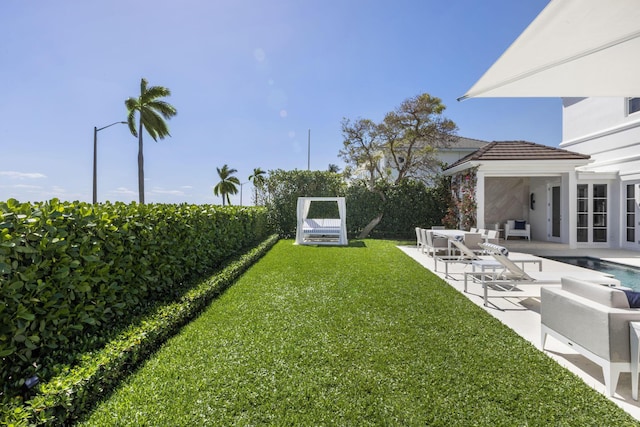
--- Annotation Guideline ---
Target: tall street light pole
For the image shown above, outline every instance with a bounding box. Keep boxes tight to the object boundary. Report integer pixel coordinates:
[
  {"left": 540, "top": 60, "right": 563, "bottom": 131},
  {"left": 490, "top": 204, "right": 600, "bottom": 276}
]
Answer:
[
  {"left": 93, "top": 121, "right": 127, "bottom": 204},
  {"left": 239, "top": 181, "right": 248, "bottom": 206}
]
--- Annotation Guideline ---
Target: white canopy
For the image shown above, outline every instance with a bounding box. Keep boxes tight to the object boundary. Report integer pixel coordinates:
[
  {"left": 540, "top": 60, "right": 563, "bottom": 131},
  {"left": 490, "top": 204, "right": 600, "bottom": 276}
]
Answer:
[
  {"left": 459, "top": 0, "right": 640, "bottom": 100},
  {"left": 295, "top": 197, "right": 348, "bottom": 246}
]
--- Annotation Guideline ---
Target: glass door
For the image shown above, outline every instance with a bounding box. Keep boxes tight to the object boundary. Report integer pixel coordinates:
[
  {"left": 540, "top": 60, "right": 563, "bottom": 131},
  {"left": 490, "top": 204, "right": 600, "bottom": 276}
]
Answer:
[
  {"left": 627, "top": 184, "right": 637, "bottom": 244},
  {"left": 576, "top": 183, "right": 608, "bottom": 244}
]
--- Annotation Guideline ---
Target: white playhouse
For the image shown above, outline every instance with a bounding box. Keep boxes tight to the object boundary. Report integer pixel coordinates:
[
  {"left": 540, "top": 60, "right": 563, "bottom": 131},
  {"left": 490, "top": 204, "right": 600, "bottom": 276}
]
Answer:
[{"left": 295, "top": 197, "right": 348, "bottom": 246}]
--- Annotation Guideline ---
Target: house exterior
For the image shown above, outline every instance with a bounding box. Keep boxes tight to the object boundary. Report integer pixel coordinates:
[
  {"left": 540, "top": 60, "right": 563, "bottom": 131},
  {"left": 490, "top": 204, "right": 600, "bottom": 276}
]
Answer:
[
  {"left": 560, "top": 97, "right": 640, "bottom": 251},
  {"left": 444, "top": 97, "right": 640, "bottom": 251}
]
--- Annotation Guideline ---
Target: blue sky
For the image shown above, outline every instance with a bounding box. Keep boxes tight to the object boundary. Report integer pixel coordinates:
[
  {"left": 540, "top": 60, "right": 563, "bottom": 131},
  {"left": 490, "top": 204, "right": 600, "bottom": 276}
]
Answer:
[{"left": 0, "top": 0, "right": 558, "bottom": 205}]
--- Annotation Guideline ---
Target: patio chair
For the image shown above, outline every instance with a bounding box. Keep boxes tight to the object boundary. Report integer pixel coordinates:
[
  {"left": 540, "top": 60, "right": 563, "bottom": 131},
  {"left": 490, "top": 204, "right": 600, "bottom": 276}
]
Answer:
[
  {"left": 505, "top": 220, "right": 531, "bottom": 240},
  {"left": 465, "top": 243, "right": 620, "bottom": 306},
  {"left": 424, "top": 229, "right": 449, "bottom": 257},
  {"left": 415, "top": 227, "right": 425, "bottom": 252},
  {"left": 484, "top": 229, "right": 499, "bottom": 244}
]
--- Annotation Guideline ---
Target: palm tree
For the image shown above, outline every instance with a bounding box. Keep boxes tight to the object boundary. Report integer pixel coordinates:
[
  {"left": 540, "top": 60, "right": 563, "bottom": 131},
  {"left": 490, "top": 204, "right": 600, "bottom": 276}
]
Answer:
[
  {"left": 214, "top": 164, "right": 240, "bottom": 206},
  {"left": 327, "top": 163, "right": 341, "bottom": 173},
  {"left": 125, "top": 78, "right": 177, "bottom": 204},
  {"left": 248, "top": 167, "right": 266, "bottom": 205}
]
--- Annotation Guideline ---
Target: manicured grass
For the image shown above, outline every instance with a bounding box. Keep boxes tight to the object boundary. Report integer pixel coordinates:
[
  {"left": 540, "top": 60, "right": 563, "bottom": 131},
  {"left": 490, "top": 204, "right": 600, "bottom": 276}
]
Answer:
[{"left": 80, "top": 240, "right": 638, "bottom": 426}]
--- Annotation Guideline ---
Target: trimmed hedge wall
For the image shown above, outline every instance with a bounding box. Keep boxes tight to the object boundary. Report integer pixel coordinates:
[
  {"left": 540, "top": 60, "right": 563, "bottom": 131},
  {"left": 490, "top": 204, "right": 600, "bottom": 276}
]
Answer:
[
  {"left": 0, "top": 199, "right": 268, "bottom": 402},
  {"left": 262, "top": 170, "right": 450, "bottom": 240},
  {"left": 2, "top": 234, "right": 279, "bottom": 426},
  {"left": 346, "top": 179, "right": 450, "bottom": 239}
]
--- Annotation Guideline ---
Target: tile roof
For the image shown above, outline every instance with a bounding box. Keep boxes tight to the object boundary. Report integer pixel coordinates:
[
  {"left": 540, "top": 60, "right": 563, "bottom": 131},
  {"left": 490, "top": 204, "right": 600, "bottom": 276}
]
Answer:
[
  {"left": 445, "top": 140, "right": 590, "bottom": 170},
  {"left": 446, "top": 136, "right": 489, "bottom": 150}
]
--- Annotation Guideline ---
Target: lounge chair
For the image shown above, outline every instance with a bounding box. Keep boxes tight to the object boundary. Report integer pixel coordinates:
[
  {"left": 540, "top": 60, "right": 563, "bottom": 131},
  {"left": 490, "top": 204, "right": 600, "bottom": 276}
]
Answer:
[
  {"left": 435, "top": 238, "right": 541, "bottom": 279},
  {"left": 465, "top": 243, "right": 620, "bottom": 307}
]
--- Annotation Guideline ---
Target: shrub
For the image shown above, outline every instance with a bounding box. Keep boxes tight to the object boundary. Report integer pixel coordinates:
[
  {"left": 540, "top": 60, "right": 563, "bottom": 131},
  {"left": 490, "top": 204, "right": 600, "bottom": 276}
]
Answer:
[
  {"left": 0, "top": 199, "right": 268, "bottom": 401},
  {"left": 345, "top": 179, "right": 449, "bottom": 239},
  {"left": 1, "top": 234, "right": 279, "bottom": 426}
]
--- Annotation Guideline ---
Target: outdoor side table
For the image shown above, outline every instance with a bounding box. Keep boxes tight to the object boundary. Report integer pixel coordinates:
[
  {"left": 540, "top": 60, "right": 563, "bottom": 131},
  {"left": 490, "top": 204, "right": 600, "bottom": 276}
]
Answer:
[{"left": 630, "top": 321, "right": 640, "bottom": 400}]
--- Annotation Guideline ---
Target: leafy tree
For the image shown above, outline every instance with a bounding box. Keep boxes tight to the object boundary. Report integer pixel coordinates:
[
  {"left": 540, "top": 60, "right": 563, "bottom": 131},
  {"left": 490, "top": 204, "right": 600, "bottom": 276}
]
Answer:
[
  {"left": 248, "top": 167, "right": 266, "bottom": 205},
  {"left": 340, "top": 93, "right": 457, "bottom": 186},
  {"left": 338, "top": 92, "right": 457, "bottom": 237},
  {"left": 339, "top": 118, "right": 384, "bottom": 189},
  {"left": 379, "top": 93, "right": 457, "bottom": 183},
  {"left": 214, "top": 164, "right": 240, "bottom": 206},
  {"left": 125, "top": 78, "right": 177, "bottom": 204}
]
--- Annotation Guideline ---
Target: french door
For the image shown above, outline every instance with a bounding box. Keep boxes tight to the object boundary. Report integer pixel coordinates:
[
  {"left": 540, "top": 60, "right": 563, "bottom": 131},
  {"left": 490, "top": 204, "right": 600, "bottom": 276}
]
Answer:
[{"left": 577, "top": 183, "right": 607, "bottom": 243}]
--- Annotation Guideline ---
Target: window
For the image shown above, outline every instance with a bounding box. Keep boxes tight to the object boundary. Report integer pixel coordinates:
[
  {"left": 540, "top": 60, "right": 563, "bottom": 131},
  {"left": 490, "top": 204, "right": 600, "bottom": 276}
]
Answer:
[
  {"left": 592, "top": 184, "right": 607, "bottom": 242},
  {"left": 628, "top": 97, "right": 640, "bottom": 115},
  {"left": 628, "top": 184, "right": 637, "bottom": 243},
  {"left": 577, "top": 184, "right": 588, "bottom": 242},
  {"left": 576, "top": 184, "right": 607, "bottom": 243}
]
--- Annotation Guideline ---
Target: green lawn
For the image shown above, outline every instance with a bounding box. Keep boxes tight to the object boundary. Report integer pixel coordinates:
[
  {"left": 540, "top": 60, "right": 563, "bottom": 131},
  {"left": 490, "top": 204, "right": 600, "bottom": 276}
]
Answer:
[{"left": 79, "top": 240, "right": 638, "bottom": 426}]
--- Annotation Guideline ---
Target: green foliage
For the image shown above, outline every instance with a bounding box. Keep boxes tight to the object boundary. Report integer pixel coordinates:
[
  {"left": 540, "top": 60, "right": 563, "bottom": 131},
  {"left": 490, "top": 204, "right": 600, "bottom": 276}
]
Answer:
[
  {"left": 80, "top": 240, "right": 636, "bottom": 426},
  {"left": 213, "top": 164, "right": 240, "bottom": 206},
  {"left": 125, "top": 77, "right": 177, "bottom": 204},
  {"left": 261, "top": 169, "right": 450, "bottom": 239},
  {"left": 340, "top": 93, "right": 458, "bottom": 185},
  {"left": 1, "top": 235, "right": 279, "bottom": 426},
  {"left": 0, "top": 199, "right": 268, "bottom": 403},
  {"left": 345, "top": 179, "right": 450, "bottom": 239},
  {"left": 264, "top": 169, "right": 346, "bottom": 237},
  {"left": 444, "top": 168, "right": 477, "bottom": 230}
]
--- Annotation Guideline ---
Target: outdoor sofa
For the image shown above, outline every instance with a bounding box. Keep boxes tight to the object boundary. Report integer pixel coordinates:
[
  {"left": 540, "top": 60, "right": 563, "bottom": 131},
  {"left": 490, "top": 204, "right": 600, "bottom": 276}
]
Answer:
[{"left": 541, "top": 277, "right": 640, "bottom": 397}]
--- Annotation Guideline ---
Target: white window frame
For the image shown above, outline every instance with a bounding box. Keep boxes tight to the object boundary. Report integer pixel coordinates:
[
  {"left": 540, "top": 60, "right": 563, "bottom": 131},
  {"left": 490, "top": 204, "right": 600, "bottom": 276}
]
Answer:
[{"left": 576, "top": 183, "right": 609, "bottom": 245}]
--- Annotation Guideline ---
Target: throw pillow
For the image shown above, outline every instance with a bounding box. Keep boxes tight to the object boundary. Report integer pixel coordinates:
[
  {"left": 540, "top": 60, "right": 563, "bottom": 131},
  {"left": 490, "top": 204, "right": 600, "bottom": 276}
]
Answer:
[
  {"left": 622, "top": 289, "right": 640, "bottom": 308},
  {"left": 514, "top": 220, "right": 526, "bottom": 230},
  {"left": 481, "top": 243, "right": 509, "bottom": 256}
]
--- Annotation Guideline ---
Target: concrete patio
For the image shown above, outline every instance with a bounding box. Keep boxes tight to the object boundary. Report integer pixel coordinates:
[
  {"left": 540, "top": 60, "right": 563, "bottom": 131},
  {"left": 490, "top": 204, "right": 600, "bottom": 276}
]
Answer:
[{"left": 398, "top": 240, "right": 640, "bottom": 421}]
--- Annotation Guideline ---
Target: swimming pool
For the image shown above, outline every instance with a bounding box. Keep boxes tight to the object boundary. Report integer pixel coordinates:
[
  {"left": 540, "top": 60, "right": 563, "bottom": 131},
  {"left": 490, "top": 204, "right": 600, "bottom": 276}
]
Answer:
[{"left": 544, "top": 256, "right": 640, "bottom": 291}]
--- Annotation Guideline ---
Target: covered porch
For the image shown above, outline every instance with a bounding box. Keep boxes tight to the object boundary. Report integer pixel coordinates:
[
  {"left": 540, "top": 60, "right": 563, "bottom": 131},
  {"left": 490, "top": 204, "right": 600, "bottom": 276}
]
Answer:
[{"left": 444, "top": 141, "right": 592, "bottom": 248}]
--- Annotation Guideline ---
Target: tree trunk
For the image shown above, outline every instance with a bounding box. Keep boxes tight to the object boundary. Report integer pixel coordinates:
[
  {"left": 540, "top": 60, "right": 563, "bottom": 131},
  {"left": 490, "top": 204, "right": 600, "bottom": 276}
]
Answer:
[
  {"left": 358, "top": 186, "right": 387, "bottom": 239},
  {"left": 358, "top": 213, "right": 383, "bottom": 239},
  {"left": 137, "top": 120, "right": 145, "bottom": 204}
]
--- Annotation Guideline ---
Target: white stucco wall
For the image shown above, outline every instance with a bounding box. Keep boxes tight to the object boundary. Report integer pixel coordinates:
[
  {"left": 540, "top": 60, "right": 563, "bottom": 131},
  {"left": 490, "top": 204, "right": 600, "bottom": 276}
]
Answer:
[{"left": 561, "top": 97, "right": 640, "bottom": 167}]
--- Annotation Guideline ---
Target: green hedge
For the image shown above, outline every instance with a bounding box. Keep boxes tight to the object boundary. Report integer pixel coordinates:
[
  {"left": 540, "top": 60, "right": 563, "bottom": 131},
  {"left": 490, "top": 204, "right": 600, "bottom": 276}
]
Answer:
[
  {"left": 1, "top": 234, "right": 279, "bottom": 426},
  {"left": 345, "top": 179, "right": 450, "bottom": 239},
  {"left": 0, "top": 199, "right": 268, "bottom": 401},
  {"left": 262, "top": 170, "right": 449, "bottom": 240}
]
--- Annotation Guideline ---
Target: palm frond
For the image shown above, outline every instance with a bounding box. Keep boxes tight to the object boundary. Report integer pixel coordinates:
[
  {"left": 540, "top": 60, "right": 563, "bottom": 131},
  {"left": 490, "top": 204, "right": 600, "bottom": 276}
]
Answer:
[
  {"left": 140, "top": 78, "right": 148, "bottom": 96},
  {"left": 143, "top": 85, "right": 171, "bottom": 101},
  {"left": 126, "top": 107, "right": 138, "bottom": 137},
  {"left": 147, "top": 100, "right": 177, "bottom": 119},
  {"left": 141, "top": 110, "right": 170, "bottom": 141}
]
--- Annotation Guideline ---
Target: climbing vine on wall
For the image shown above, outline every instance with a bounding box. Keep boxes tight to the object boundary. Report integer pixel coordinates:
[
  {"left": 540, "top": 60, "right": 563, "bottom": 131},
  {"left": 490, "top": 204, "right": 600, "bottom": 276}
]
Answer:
[{"left": 443, "top": 167, "right": 477, "bottom": 230}]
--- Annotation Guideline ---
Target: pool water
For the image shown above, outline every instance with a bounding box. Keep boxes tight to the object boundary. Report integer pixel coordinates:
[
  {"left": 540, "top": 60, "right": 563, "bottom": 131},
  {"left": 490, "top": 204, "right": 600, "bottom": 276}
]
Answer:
[{"left": 545, "top": 257, "right": 640, "bottom": 291}]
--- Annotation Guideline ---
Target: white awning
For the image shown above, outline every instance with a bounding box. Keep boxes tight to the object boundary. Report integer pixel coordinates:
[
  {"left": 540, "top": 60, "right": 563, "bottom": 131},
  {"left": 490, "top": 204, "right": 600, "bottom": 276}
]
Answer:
[{"left": 459, "top": 0, "right": 640, "bottom": 100}]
